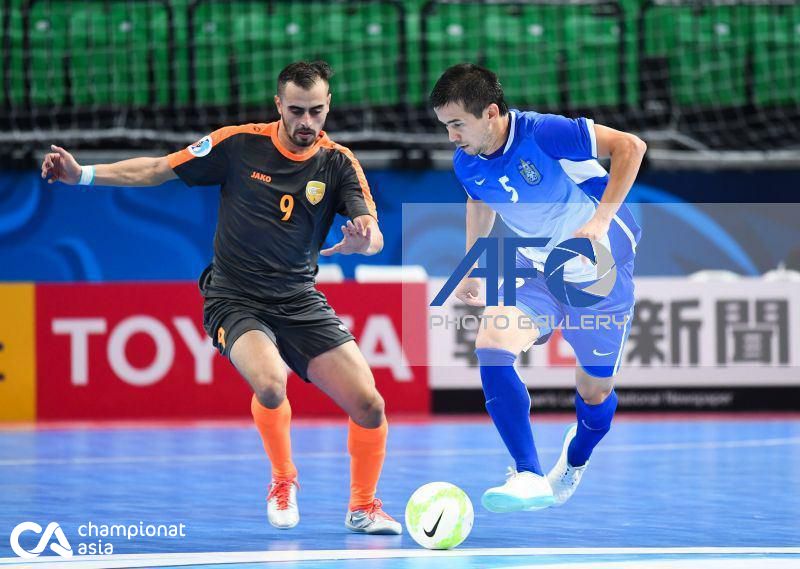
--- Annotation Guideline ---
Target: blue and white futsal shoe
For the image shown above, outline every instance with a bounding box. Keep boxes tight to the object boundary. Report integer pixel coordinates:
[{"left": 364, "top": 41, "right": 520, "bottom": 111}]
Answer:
[
  {"left": 481, "top": 467, "right": 556, "bottom": 513},
  {"left": 547, "top": 423, "right": 588, "bottom": 507}
]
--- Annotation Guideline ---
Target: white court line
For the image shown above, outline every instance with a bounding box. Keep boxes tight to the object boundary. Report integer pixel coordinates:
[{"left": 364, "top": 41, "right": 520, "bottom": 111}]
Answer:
[
  {"left": 507, "top": 560, "right": 800, "bottom": 569},
  {"left": 1, "top": 436, "right": 800, "bottom": 468},
  {"left": 0, "top": 547, "right": 799, "bottom": 569}
]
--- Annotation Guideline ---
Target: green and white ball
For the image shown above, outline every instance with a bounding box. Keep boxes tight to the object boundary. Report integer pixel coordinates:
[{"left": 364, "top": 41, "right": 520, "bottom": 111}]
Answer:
[{"left": 405, "top": 482, "right": 474, "bottom": 549}]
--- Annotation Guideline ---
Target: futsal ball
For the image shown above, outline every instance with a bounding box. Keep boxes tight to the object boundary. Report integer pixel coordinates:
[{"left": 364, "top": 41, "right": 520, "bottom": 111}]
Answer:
[{"left": 405, "top": 482, "right": 474, "bottom": 549}]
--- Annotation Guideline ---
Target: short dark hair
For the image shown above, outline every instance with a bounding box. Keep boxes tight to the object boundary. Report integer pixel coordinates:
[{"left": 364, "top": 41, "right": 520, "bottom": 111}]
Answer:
[
  {"left": 429, "top": 63, "right": 508, "bottom": 118},
  {"left": 277, "top": 61, "right": 333, "bottom": 96}
]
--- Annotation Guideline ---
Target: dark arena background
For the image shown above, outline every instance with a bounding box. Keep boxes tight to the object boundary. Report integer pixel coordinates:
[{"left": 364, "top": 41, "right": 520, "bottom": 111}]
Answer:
[{"left": 0, "top": 1, "right": 799, "bottom": 567}]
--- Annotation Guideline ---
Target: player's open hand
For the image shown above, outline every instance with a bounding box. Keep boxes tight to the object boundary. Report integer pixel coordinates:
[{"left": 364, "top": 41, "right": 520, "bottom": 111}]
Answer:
[
  {"left": 41, "top": 145, "right": 81, "bottom": 185},
  {"left": 320, "top": 219, "right": 372, "bottom": 256},
  {"left": 455, "top": 277, "right": 484, "bottom": 306}
]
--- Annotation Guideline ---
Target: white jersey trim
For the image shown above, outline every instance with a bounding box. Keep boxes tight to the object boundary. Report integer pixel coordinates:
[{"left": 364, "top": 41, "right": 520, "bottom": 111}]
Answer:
[
  {"left": 613, "top": 306, "right": 635, "bottom": 375},
  {"left": 590, "top": 196, "right": 638, "bottom": 254},
  {"left": 559, "top": 158, "right": 608, "bottom": 185},
  {"left": 586, "top": 118, "right": 598, "bottom": 158},
  {"left": 503, "top": 111, "right": 517, "bottom": 154}
]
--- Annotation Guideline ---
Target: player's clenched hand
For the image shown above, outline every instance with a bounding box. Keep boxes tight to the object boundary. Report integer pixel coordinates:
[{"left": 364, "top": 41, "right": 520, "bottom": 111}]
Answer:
[
  {"left": 41, "top": 145, "right": 81, "bottom": 185},
  {"left": 455, "top": 277, "right": 484, "bottom": 306},
  {"left": 573, "top": 214, "right": 611, "bottom": 242},
  {"left": 573, "top": 215, "right": 612, "bottom": 264},
  {"left": 320, "top": 218, "right": 372, "bottom": 256}
]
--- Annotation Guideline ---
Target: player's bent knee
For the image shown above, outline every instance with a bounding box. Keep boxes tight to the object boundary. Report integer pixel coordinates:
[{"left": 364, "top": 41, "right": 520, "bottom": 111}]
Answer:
[
  {"left": 577, "top": 369, "right": 615, "bottom": 405},
  {"left": 475, "top": 327, "right": 518, "bottom": 351},
  {"left": 251, "top": 373, "right": 287, "bottom": 409},
  {"left": 578, "top": 389, "right": 613, "bottom": 406},
  {"left": 475, "top": 330, "right": 501, "bottom": 350},
  {"left": 474, "top": 307, "right": 538, "bottom": 352},
  {"left": 351, "top": 391, "right": 385, "bottom": 428}
]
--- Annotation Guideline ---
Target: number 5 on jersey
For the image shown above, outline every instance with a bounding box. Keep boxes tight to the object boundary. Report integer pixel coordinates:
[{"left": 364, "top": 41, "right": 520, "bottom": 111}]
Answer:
[
  {"left": 499, "top": 176, "right": 519, "bottom": 203},
  {"left": 280, "top": 194, "right": 294, "bottom": 221}
]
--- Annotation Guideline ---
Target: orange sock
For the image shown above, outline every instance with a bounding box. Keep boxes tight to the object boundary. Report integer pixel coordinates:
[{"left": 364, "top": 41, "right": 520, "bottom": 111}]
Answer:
[
  {"left": 348, "top": 417, "right": 388, "bottom": 510},
  {"left": 250, "top": 394, "right": 297, "bottom": 480}
]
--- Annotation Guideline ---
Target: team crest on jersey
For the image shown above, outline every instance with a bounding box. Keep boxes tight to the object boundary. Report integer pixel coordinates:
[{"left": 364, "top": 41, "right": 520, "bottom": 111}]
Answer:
[
  {"left": 305, "top": 181, "right": 326, "bottom": 205},
  {"left": 188, "top": 135, "right": 213, "bottom": 157},
  {"left": 518, "top": 158, "right": 541, "bottom": 185}
]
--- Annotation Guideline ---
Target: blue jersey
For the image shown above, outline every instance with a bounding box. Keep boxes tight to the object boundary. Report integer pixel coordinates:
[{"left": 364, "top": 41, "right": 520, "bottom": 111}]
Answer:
[{"left": 453, "top": 110, "right": 641, "bottom": 282}]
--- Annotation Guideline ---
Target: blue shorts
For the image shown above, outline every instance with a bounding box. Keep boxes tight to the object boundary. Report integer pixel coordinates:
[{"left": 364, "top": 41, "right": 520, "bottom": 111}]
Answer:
[{"left": 498, "top": 251, "right": 635, "bottom": 378}]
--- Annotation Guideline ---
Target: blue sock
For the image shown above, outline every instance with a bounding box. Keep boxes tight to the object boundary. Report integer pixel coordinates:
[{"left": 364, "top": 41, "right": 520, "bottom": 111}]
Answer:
[
  {"left": 568, "top": 389, "right": 618, "bottom": 467},
  {"left": 476, "top": 348, "right": 542, "bottom": 475}
]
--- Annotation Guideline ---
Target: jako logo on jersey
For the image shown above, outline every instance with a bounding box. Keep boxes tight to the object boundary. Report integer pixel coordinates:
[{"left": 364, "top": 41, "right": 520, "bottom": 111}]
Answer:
[
  {"left": 306, "top": 181, "right": 326, "bottom": 205},
  {"left": 10, "top": 522, "right": 73, "bottom": 559},
  {"left": 250, "top": 171, "right": 272, "bottom": 184},
  {"left": 431, "top": 237, "right": 616, "bottom": 308},
  {"left": 188, "top": 135, "right": 213, "bottom": 158},
  {"left": 544, "top": 238, "right": 617, "bottom": 307},
  {"left": 518, "top": 158, "right": 541, "bottom": 185}
]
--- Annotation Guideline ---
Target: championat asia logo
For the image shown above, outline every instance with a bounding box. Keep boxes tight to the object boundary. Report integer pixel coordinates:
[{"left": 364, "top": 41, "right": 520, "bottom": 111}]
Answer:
[
  {"left": 10, "top": 522, "right": 73, "bottom": 559},
  {"left": 431, "top": 237, "right": 617, "bottom": 308},
  {"left": 10, "top": 520, "right": 188, "bottom": 558}
]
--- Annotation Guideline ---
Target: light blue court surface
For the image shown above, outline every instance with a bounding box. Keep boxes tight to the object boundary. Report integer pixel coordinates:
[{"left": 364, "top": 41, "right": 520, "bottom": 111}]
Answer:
[{"left": 0, "top": 417, "right": 799, "bottom": 568}]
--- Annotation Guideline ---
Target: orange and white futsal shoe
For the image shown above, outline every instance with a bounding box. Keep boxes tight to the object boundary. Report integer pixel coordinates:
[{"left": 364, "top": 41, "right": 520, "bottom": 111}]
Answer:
[
  {"left": 345, "top": 498, "right": 402, "bottom": 535},
  {"left": 267, "top": 477, "right": 299, "bottom": 529}
]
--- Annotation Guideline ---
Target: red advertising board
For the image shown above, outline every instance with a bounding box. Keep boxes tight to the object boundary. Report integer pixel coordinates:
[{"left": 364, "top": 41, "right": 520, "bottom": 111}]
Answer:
[{"left": 36, "top": 282, "right": 429, "bottom": 419}]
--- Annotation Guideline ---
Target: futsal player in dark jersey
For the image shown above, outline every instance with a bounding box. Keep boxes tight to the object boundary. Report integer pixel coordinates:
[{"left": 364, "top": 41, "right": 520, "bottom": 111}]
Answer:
[{"left": 40, "top": 61, "right": 402, "bottom": 535}]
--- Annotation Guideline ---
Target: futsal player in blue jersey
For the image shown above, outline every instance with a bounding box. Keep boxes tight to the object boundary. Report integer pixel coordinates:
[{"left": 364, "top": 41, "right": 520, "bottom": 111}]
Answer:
[{"left": 430, "top": 64, "right": 646, "bottom": 512}]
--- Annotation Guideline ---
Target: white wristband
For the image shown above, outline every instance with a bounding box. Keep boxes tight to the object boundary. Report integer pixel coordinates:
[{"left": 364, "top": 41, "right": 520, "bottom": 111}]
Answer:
[{"left": 78, "top": 165, "right": 95, "bottom": 186}]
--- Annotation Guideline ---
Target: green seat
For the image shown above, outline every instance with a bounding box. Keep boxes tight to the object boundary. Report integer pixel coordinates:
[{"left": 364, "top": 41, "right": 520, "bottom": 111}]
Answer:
[
  {"left": 254, "top": 3, "right": 310, "bottom": 104},
  {"left": 0, "top": 2, "right": 5, "bottom": 105},
  {"left": 230, "top": 3, "right": 279, "bottom": 106},
  {"left": 752, "top": 5, "right": 800, "bottom": 105},
  {"left": 191, "top": 1, "right": 402, "bottom": 108},
  {"left": 484, "top": 5, "right": 561, "bottom": 107},
  {"left": 107, "top": 2, "right": 171, "bottom": 106},
  {"left": 68, "top": 4, "right": 112, "bottom": 105},
  {"left": 27, "top": 1, "right": 71, "bottom": 105},
  {"left": 72, "top": 3, "right": 168, "bottom": 106},
  {"left": 28, "top": 1, "right": 170, "bottom": 107},
  {"left": 422, "top": 3, "right": 484, "bottom": 93},
  {"left": 640, "top": 5, "right": 681, "bottom": 107},
  {"left": 672, "top": 6, "right": 748, "bottom": 106},
  {"left": 358, "top": 3, "right": 403, "bottom": 105},
  {"left": 643, "top": 5, "right": 680, "bottom": 57},
  {"left": 2, "top": 0, "right": 26, "bottom": 105},
  {"left": 563, "top": 11, "right": 622, "bottom": 106},
  {"left": 315, "top": 2, "right": 401, "bottom": 106},
  {"left": 299, "top": 3, "right": 357, "bottom": 104},
  {"left": 192, "top": 2, "right": 235, "bottom": 105}
]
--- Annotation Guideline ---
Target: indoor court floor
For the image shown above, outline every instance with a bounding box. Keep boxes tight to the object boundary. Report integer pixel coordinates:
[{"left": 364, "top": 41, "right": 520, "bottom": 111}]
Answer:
[{"left": 1, "top": 415, "right": 798, "bottom": 568}]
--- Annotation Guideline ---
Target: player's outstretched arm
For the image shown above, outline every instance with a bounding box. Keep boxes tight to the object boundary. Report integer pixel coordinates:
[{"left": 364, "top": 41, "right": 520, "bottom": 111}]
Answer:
[
  {"left": 41, "top": 145, "right": 177, "bottom": 187},
  {"left": 320, "top": 215, "right": 383, "bottom": 257}
]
